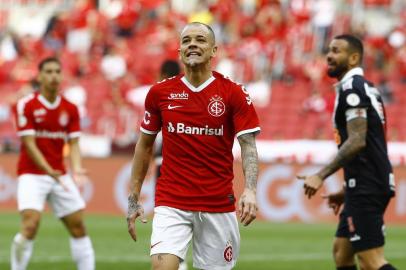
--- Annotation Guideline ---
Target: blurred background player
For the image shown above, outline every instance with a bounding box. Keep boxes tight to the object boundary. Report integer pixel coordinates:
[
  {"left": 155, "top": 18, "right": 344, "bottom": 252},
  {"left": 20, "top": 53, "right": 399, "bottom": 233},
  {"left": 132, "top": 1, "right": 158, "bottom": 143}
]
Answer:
[
  {"left": 127, "top": 22, "right": 260, "bottom": 270},
  {"left": 299, "top": 35, "right": 397, "bottom": 270},
  {"left": 153, "top": 60, "right": 187, "bottom": 270},
  {"left": 153, "top": 59, "right": 182, "bottom": 179},
  {"left": 11, "top": 57, "right": 95, "bottom": 270}
]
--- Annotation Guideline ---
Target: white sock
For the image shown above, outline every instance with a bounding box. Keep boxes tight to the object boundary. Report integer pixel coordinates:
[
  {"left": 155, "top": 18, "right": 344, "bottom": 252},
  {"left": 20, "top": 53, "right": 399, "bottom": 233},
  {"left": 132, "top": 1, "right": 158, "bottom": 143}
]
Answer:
[
  {"left": 11, "top": 233, "right": 34, "bottom": 270},
  {"left": 70, "top": 236, "right": 95, "bottom": 270},
  {"left": 179, "top": 261, "right": 188, "bottom": 270}
]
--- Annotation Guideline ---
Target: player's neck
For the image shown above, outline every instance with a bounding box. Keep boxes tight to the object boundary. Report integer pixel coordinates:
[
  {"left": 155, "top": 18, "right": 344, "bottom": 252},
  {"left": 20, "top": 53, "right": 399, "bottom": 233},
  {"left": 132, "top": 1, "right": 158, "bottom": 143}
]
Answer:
[
  {"left": 184, "top": 68, "right": 213, "bottom": 88},
  {"left": 40, "top": 88, "right": 58, "bottom": 103}
]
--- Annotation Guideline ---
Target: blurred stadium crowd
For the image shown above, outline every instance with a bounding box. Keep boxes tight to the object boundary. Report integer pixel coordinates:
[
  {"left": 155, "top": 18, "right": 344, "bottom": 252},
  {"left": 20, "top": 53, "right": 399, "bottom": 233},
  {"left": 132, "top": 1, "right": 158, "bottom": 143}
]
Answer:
[{"left": 1, "top": 0, "right": 406, "bottom": 153}]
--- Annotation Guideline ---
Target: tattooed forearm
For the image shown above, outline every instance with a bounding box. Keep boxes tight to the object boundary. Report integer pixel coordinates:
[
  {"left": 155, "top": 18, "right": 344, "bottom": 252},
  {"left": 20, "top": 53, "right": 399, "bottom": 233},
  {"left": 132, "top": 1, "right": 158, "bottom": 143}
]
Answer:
[
  {"left": 238, "top": 133, "right": 259, "bottom": 191},
  {"left": 318, "top": 117, "right": 367, "bottom": 180},
  {"left": 127, "top": 194, "right": 142, "bottom": 218}
]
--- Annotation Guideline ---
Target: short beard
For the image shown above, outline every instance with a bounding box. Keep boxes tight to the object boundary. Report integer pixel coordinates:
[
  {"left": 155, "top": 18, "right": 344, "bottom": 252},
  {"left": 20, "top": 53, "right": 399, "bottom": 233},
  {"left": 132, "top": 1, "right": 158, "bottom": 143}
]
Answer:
[{"left": 327, "top": 63, "right": 348, "bottom": 79}]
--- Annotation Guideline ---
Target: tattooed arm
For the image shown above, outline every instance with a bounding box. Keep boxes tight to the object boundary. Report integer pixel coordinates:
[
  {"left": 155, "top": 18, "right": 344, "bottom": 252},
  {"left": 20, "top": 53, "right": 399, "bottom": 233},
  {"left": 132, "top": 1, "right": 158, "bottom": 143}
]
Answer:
[
  {"left": 127, "top": 132, "right": 156, "bottom": 241},
  {"left": 298, "top": 117, "right": 367, "bottom": 199},
  {"left": 237, "top": 132, "right": 259, "bottom": 226}
]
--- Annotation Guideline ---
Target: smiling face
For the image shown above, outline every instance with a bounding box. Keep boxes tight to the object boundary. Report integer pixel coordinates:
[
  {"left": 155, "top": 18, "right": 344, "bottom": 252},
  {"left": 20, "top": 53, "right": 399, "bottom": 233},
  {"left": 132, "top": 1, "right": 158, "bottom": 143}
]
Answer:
[
  {"left": 179, "top": 23, "right": 217, "bottom": 68},
  {"left": 326, "top": 38, "right": 363, "bottom": 80},
  {"left": 326, "top": 39, "right": 352, "bottom": 80}
]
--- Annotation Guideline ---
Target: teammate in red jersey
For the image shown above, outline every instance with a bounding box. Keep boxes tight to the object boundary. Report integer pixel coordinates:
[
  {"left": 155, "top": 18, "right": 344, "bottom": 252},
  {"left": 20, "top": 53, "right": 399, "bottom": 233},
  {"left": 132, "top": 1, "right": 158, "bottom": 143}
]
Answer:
[
  {"left": 127, "top": 22, "right": 261, "bottom": 270},
  {"left": 11, "top": 57, "right": 95, "bottom": 270}
]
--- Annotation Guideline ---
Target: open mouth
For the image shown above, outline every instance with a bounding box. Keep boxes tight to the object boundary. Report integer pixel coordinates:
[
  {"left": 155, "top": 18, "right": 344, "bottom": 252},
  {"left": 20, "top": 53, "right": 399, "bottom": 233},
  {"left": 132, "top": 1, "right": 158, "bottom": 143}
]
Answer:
[
  {"left": 327, "top": 62, "right": 335, "bottom": 69},
  {"left": 186, "top": 51, "right": 201, "bottom": 57}
]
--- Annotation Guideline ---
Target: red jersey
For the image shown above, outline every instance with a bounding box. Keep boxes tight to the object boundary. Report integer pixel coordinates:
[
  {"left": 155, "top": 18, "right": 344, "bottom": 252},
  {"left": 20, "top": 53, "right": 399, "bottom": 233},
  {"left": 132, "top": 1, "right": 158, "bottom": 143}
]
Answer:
[
  {"left": 14, "top": 92, "right": 81, "bottom": 175},
  {"left": 141, "top": 71, "right": 260, "bottom": 212}
]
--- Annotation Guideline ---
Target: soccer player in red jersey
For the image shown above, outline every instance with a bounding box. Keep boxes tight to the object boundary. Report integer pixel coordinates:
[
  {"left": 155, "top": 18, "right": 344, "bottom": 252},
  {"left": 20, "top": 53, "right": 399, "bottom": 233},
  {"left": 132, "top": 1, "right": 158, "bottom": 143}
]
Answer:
[
  {"left": 11, "top": 57, "right": 95, "bottom": 270},
  {"left": 127, "top": 22, "right": 261, "bottom": 270}
]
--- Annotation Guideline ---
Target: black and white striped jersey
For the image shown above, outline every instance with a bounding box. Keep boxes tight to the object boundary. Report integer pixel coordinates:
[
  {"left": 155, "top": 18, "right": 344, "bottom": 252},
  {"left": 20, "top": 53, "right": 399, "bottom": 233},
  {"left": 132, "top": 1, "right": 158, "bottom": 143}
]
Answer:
[{"left": 332, "top": 67, "right": 395, "bottom": 197}]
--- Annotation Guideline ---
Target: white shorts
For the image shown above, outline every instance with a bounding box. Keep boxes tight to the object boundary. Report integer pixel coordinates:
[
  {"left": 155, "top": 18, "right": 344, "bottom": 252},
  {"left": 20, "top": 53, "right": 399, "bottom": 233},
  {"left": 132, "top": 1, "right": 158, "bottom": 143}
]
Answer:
[
  {"left": 17, "top": 174, "right": 85, "bottom": 218},
  {"left": 150, "top": 206, "right": 240, "bottom": 270}
]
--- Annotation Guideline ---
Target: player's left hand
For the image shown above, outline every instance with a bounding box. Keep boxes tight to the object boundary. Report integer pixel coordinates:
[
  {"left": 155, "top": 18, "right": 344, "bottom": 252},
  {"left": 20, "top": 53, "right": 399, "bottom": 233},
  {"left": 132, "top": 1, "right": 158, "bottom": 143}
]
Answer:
[
  {"left": 297, "top": 174, "right": 324, "bottom": 199},
  {"left": 238, "top": 188, "right": 257, "bottom": 226}
]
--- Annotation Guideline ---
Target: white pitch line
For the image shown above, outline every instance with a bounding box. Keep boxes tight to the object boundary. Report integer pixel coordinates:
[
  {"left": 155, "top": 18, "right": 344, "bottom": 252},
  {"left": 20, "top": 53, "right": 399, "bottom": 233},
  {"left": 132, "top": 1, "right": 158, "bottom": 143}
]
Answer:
[{"left": 0, "top": 252, "right": 405, "bottom": 263}]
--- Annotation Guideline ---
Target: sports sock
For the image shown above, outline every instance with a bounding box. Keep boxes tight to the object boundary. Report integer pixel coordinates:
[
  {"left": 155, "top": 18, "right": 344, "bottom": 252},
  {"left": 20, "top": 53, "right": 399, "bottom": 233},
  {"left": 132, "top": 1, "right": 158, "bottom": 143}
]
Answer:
[
  {"left": 379, "top": 264, "right": 397, "bottom": 270},
  {"left": 179, "top": 260, "right": 188, "bottom": 270},
  {"left": 70, "top": 236, "right": 95, "bottom": 270},
  {"left": 337, "top": 266, "right": 357, "bottom": 270},
  {"left": 11, "top": 233, "right": 34, "bottom": 270}
]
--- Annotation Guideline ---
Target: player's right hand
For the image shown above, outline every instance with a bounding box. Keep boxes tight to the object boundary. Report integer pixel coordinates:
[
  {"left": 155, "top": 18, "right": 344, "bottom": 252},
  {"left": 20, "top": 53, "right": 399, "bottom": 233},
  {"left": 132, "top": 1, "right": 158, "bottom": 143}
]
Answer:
[
  {"left": 322, "top": 191, "right": 344, "bottom": 215},
  {"left": 297, "top": 174, "right": 324, "bottom": 199},
  {"left": 46, "top": 169, "right": 68, "bottom": 190},
  {"left": 127, "top": 194, "right": 147, "bottom": 241}
]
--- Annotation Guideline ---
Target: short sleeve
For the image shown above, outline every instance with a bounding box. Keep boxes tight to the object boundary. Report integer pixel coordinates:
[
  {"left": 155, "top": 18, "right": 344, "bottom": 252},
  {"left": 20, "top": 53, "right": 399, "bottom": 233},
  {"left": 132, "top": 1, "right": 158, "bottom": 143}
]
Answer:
[
  {"left": 340, "top": 79, "right": 369, "bottom": 112},
  {"left": 67, "top": 104, "right": 81, "bottom": 139},
  {"left": 230, "top": 83, "right": 261, "bottom": 137},
  {"left": 15, "top": 99, "right": 35, "bottom": 137},
  {"left": 140, "top": 85, "right": 161, "bottom": 134}
]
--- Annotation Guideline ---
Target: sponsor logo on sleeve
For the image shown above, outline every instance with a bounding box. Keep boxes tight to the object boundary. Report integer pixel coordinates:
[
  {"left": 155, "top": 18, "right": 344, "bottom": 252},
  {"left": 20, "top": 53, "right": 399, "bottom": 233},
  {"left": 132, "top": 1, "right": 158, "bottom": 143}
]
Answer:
[
  {"left": 346, "top": 93, "right": 360, "bottom": 106},
  {"left": 143, "top": 111, "right": 151, "bottom": 125},
  {"left": 18, "top": 116, "right": 27, "bottom": 127}
]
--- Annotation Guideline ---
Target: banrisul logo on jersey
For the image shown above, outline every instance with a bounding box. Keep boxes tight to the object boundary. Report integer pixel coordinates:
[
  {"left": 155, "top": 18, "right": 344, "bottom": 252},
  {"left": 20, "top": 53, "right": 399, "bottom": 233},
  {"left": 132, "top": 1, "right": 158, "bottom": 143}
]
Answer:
[{"left": 167, "top": 122, "right": 223, "bottom": 136}]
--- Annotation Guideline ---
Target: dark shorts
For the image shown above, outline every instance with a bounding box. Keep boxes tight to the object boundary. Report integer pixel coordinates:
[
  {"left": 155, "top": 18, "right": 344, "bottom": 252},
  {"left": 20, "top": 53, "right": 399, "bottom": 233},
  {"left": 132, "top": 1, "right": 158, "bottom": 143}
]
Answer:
[{"left": 335, "top": 195, "right": 390, "bottom": 253}]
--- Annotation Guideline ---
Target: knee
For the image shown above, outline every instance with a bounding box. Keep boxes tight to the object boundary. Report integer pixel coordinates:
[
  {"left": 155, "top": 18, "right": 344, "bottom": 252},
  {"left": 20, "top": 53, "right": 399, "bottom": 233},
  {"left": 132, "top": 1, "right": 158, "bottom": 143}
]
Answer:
[
  {"left": 22, "top": 218, "right": 40, "bottom": 239},
  {"left": 68, "top": 220, "right": 86, "bottom": 238}
]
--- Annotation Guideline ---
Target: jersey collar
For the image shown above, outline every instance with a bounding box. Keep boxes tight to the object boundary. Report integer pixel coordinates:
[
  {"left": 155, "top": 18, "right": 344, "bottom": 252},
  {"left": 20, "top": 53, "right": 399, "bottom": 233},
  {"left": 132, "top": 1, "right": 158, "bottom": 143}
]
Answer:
[
  {"left": 38, "top": 94, "right": 61, "bottom": 109},
  {"left": 181, "top": 75, "right": 216, "bottom": 92},
  {"left": 334, "top": 67, "right": 364, "bottom": 92},
  {"left": 340, "top": 67, "right": 364, "bottom": 83}
]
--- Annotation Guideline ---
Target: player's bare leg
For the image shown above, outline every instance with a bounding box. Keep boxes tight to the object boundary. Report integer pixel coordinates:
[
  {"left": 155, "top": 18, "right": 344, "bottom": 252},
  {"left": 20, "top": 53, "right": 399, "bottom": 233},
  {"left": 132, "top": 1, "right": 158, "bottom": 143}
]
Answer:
[
  {"left": 11, "top": 209, "right": 41, "bottom": 270},
  {"left": 357, "top": 247, "right": 396, "bottom": 270},
  {"left": 333, "top": 237, "right": 357, "bottom": 269},
  {"left": 61, "top": 210, "right": 95, "bottom": 270},
  {"left": 151, "top": 253, "right": 180, "bottom": 270}
]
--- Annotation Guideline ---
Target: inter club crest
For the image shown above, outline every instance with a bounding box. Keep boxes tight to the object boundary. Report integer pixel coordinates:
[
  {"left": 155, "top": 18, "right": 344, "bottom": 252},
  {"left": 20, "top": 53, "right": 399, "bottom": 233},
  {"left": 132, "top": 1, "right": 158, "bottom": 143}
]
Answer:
[
  {"left": 208, "top": 95, "right": 225, "bottom": 117},
  {"left": 223, "top": 241, "right": 233, "bottom": 262},
  {"left": 59, "top": 111, "right": 69, "bottom": 127}
]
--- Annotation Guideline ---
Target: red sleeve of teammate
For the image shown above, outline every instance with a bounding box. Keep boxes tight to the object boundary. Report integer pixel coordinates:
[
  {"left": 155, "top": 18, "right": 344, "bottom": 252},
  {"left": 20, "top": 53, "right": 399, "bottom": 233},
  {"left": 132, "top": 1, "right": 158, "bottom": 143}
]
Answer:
[
  {"left": 140, "top": 85, "right": 161, "bottom": 134},
  {"left": 67, "top": 104, "right": 81, "bottom": 139},
  {"left": 230, "top": 83, "right": 261, "bottom": 137},
  {"left": 15, "top": 97, "right": 35, "bottom": 137}
]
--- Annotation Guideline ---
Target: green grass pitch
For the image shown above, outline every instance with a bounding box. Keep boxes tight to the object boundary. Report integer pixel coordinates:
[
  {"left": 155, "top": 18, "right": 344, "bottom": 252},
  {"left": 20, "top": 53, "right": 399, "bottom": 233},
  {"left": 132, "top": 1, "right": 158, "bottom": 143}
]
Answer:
[{"left": 0, "top": 212, "right": 405, "bottom": 269}]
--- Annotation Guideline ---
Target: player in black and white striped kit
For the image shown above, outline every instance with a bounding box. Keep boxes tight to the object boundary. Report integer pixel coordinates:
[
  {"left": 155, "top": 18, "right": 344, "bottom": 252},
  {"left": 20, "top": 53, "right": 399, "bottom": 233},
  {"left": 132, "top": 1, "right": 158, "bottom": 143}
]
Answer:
[{"left": 299, "top": 34, "right": 397, "bottom": 270}]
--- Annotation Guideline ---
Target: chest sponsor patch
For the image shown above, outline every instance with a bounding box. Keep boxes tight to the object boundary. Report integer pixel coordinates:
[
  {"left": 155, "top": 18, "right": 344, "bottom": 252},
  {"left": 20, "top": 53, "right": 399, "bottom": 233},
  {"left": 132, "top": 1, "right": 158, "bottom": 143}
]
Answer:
[{"left": 346, "top": 93, "right": 360, "bottom": 106}]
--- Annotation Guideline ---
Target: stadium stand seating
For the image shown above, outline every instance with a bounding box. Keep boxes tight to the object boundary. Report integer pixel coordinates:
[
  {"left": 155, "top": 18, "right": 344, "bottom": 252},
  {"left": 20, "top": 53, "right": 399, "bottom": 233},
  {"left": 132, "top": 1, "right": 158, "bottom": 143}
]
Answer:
[{"left": 0, "top": 0, "right": 406, "bottom": 151}]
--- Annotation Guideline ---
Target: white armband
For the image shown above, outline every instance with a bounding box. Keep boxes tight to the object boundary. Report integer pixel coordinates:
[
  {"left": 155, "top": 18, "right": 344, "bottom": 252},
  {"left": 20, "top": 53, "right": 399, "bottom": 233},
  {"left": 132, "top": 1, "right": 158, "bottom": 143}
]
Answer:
[{"left": 345, "top": 108, "right": 367, "bottom": 121}]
